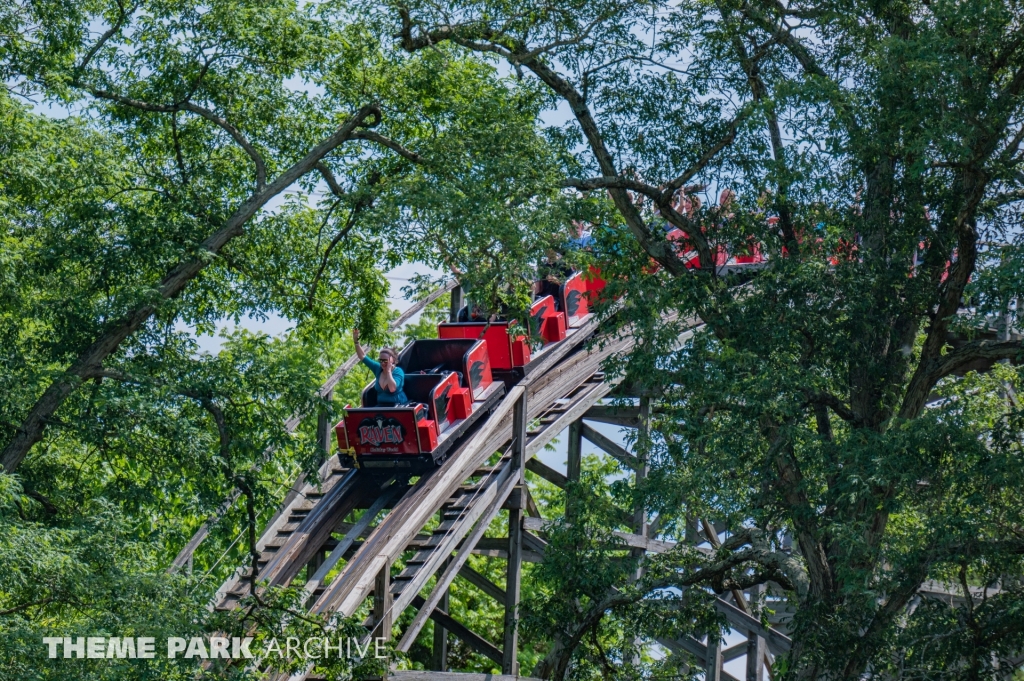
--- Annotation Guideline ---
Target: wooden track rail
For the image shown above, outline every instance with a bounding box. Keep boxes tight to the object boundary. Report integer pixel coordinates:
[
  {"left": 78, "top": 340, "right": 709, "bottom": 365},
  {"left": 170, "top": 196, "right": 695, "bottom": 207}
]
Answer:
[
  {"left": 205, "top": 284, "right": 1020, "bottom": 681},
  {"left": 171, "top": 280, "right": 458, "bottom": 573}
]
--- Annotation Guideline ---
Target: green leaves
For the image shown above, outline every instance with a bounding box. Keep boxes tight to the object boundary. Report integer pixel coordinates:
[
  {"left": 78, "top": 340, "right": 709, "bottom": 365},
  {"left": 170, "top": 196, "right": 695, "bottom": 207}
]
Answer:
[{"left": 0, "top": 2, "right": 574, "bottom": 678}]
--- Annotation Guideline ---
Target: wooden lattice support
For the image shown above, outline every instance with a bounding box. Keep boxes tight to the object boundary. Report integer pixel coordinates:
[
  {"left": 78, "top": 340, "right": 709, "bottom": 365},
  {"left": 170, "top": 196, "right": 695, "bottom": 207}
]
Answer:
[
  {"left": 503, "top": 391, "right": 527, "bottom": 675},
  {"left": 746, "top": 584, "right": 766, "bottom": 681},
  {"left": 373, "top": 561, "right": 393, "bottom": 642},
  {"left": 431, "top": 558, "right": 450, "bottom": 672}
]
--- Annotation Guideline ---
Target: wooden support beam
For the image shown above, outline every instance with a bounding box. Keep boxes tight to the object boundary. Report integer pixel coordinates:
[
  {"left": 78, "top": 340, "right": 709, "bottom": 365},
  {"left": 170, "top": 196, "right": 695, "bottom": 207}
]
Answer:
[
  {"left": 411, "top": 595, "right": 503, "bottom": 666},
  {"left": 659, "top": 634, "right": 706, "bottom": 663},
  {"left": 305, "top": 549, "right": 325, "bottom": 583},
  {"left": 633, "top": 397, "right": 650, "bottom": 545},
  {"left": 316, "top": 388, "right": 333, "bottom": 465},
  {"left": 432, "top": 559, "right": 450, "bottom": 672},
  {"left": 567, "top": 419, "right": 583, "bottom": 483},
  {"left": 503, "top": 392, "right": 527, "bottom": 675},
  {"left": 524, "top": 486, "right": 542, "bottom": 519},
  {"left": 746, "top": 583, "right": 766, "bottom": 681},
  {"left": 566, "top": 418, "right": 582, "bottom": 518},
  {"left": 580, "top": 423, "right": 641, "bottom": 471},
  {"left": 449, "top": 286, "right": 464, "bottom": 323},
  {"left": 724, "top": 641, "right": 750, "bottom": 662},
  {"left": 656, "top": 637, "right": 742, "bottom": 681},
  {"left": 468, "top": 546, "right": 545, "bottom": 563},
  {"left": 458, "top": 564, "right": 506, "bottom": 603},
  {"left": 582, "top": 404, "right": 642, "bottom": 428},
  {"left": 522, "top": 517, "right": 691, "bottom": 555},
  {"left": 526, "top": 458, "right": 567, "bottom": 489},
  {"left": 583, "top": 404, "right": 665, "bottom": 428},
  {"left": 373, "top": 562, "right": 393, "bottom": 642},
  {"left": 706, "top": 635, "right": 723, "bottom": 681},
  {"left": 525, "top": 458, "right": 635, "bottom": 527},
  {"left": 301, "top": 487, "right": 400, "bottom": 606},
  {"left": 714, "top": 596, "right": 792, "bottom": 655},
  {"left": 522, "top": 531, "right": 548, "bottom": 556}
]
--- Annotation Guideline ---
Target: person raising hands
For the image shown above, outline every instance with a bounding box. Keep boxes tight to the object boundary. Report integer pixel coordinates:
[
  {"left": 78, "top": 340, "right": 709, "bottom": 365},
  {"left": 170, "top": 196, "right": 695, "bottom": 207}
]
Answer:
[{"left": 353, "top": 329, "right": 408, "bottom": 406}]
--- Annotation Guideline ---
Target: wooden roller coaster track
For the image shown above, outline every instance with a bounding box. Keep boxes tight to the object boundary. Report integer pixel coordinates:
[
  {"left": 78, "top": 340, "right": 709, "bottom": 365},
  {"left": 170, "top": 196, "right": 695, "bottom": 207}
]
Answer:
[{"left": 178, "top": 279, "right": 1021, "bottom": 681}]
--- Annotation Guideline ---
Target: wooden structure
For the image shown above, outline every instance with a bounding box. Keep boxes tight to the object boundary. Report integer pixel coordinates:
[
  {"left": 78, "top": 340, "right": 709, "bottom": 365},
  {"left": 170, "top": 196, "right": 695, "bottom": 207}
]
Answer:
[{"left": 174, "top": 282, "right": 1021, "bottom": 681}]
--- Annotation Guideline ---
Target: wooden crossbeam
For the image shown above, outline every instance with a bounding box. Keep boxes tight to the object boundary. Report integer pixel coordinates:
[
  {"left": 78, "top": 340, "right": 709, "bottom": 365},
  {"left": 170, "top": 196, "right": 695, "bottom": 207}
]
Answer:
[
  {"left": 525, "top": 458, "right": 567, "bottom": 488},
  {"left": 389, "top": 672, "right": 544, "bottom": 681},
  {"left": 457, "top": 564, "right": 506, "bottom": 603},
  {"left": 713, "top": 596, "right": 792, "bottom": 655},
  {"left": 411, "top": 595, "right": 503, "bottom": 665},
  {"left": 471, "top": 538, "right": 545, "bottom": 563},
  {"left": 583, "top": 405, "right": 642, "bottom": 428},
  {"left": 656, "top": 637, "right": 741, "bottom": 681},
  {"left": 580, "top": 423, "right": 641, "bottom": 470},
  {"left": 522, "top": 517, "right": 687, "bottom": 555}
]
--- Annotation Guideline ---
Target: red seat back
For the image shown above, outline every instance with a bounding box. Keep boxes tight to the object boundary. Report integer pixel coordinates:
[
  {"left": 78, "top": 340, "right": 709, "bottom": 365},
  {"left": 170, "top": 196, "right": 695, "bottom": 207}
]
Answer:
[
  {"left": 560, "top": 271, "right": 590, "bottom": 326},
  {"left": 439, "top": 322, "right": 513, "bottom": 371}
]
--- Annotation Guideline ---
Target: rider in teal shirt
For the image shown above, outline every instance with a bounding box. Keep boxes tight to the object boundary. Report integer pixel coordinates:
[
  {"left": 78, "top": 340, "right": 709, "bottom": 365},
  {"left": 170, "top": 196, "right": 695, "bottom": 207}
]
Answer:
[{"left": 353, "top": 329, "right": 408, "bottom": 405}]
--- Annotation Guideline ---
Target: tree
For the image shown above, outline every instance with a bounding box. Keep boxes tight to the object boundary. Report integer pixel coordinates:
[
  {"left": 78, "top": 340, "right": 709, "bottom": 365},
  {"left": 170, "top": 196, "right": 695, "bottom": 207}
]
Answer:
[
  {"left": 388, "top": 0, "right": 1024, "bottom": 677},
  {"left": 0, "top": 1, "right": 572, "bottom": 677}
]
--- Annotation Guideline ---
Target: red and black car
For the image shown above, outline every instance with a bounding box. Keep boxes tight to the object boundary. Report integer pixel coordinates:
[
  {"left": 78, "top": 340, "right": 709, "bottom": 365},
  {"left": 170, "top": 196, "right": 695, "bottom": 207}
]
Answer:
[
  {"left": 334, "top": 271, "right": 601, "bottom": 471},
  {"left": 335, "top": 338, "right": 503, "bottom": 469}
]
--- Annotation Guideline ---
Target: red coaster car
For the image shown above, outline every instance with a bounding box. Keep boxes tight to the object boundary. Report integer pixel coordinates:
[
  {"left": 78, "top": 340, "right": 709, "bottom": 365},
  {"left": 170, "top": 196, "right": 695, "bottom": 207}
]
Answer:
[
  {"left": 439, "top": 294, "right": 569, "bottom": 383},
  {"left": 559, "top": 271, "right": 592, "bottom": 327},
  {"left": 335, "top": 339, "right": 505, "bottom": 470}
]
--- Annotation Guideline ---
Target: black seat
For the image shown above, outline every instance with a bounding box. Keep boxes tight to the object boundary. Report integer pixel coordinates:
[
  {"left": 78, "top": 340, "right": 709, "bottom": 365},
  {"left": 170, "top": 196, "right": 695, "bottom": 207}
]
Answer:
[
  {"left": 361, "top": 374, "right": 442, "bottom": 408},
  {"left": 397, "top": 339, "right": 474, "bottom": 377}
]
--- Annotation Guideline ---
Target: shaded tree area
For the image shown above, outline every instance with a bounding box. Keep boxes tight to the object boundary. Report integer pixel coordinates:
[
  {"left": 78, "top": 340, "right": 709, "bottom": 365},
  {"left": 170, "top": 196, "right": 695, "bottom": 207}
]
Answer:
[
  {"left": 386, "top": 0, "right": 1024, "bottom": 678},
  {"left": 0, "top": 0, "right": 573, "bottom": 677},
  {"left": 3, "top": 0, "right": 1024, "bottom": 679}
]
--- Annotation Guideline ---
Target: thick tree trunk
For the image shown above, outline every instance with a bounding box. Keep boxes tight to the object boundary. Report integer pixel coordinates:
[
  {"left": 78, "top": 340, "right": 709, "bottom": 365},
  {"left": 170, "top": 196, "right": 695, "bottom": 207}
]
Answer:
[{"left": 1, "top": 105, "right": 379, "bottom": 474}]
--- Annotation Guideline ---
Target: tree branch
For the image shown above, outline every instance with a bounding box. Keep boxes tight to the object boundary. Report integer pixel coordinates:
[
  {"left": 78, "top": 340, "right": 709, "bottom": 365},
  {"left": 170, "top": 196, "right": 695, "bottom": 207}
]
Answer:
[
  {"left": 805, "top": 392, "right": 856, "bottom": 423},
  {"left": 351, "top": 130, "right": 429, "bottom": 164},
  {"left": 739, "top": 1, "right": 828, "bottom": 79},
  {"left": 397, "top": 15, "right": 698, "bottom": 277},
  {"left": 86, "top": 88, "right": 268, "bottom": 190},
  {"left": 924, "top": 339, "right": 1023, "bottom": 383},
  {"left": 74, "top": 0, "right": 135, "bottom": 75},
  {"left": 662, "top": 107, "right": 751, "bottom": 195},
  {"left": 316, "top": 161, "right": 347, "bottom": 198},
  {"left": 0, "top": 597, "right": 54, "bottom": 617},
  {"left": 1, "top": 104, "right": 381, "bottom": 474}
]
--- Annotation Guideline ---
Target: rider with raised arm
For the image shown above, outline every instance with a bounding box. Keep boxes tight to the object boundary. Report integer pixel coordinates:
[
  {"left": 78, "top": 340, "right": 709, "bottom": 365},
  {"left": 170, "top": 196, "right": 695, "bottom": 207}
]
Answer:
[{"left": 352, "top": 329, "right": 408, "bottom": 406}]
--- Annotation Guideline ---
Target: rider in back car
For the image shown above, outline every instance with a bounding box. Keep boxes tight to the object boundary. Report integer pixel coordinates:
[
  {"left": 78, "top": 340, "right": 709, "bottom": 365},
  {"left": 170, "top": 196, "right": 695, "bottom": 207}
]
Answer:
[{"left": 352, "top": 328, "right": 408, "bottom": 405}]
